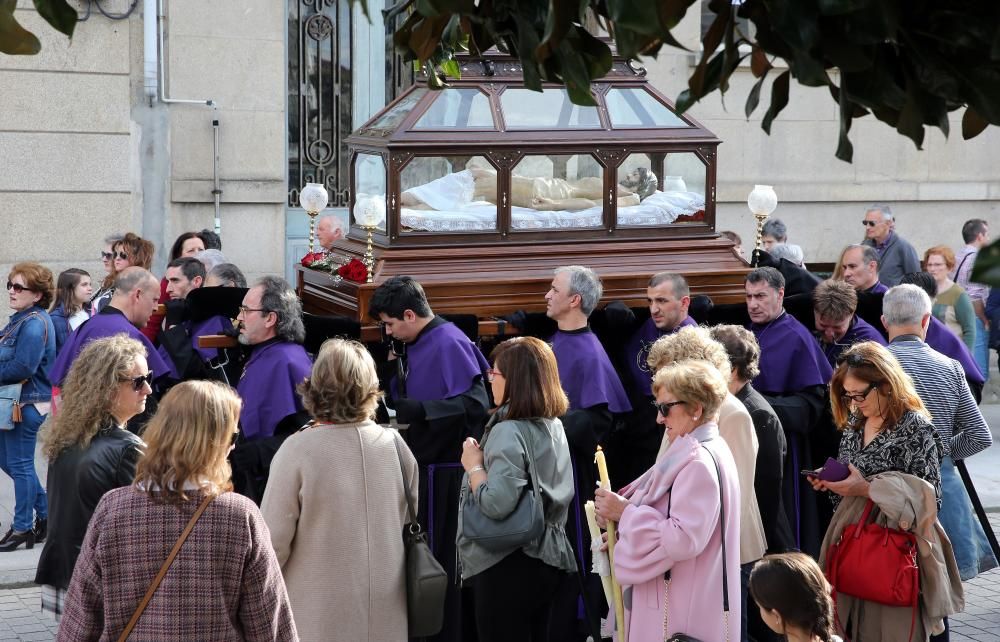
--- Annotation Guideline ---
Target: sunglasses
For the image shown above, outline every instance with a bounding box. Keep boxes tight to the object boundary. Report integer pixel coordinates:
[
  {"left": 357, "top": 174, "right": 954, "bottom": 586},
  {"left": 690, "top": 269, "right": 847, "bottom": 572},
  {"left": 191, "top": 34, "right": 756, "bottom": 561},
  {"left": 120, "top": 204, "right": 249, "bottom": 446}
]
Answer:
[
  {"left": 115, "top": 251, "right": 130, "bottom": 261},
  {"left": 837, "top": 352, "right": 872, "bottom": 368},
  {"left": 841, "top": 381, "right": 880, "bottom": 403},
  {"left": 124, "top": 371, "right": 154, "bottom": 391},
  {"left": 652, "top": 400, "right": 686, "bottom": 416},
  {"left": 101, "top": 251, "right": 114, "bottom": 261},
  {"left": 6, "top": 281, "right": 35, "bottom": 294},
  {"left": 861, "top": 220, "right": 879, "bottom": 227}
]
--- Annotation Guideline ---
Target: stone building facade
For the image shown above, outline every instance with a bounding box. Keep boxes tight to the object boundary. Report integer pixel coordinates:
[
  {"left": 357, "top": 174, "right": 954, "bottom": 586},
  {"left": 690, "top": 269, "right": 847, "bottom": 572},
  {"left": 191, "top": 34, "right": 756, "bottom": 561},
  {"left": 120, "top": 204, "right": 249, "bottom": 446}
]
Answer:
[{"left": 1, "top": 0, "right": 997, "bottom": 320}]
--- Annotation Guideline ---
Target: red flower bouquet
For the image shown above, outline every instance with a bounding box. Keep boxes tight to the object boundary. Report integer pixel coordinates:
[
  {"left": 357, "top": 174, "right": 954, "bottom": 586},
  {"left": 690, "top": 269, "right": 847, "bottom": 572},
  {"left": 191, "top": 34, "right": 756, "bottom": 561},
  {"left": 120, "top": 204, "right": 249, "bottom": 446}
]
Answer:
[
  {"left": 300, "top": 251, "right": 327, "bottom": 268},
  {"left": 337, "top": 258, "right": 369, "bottom": 283}
]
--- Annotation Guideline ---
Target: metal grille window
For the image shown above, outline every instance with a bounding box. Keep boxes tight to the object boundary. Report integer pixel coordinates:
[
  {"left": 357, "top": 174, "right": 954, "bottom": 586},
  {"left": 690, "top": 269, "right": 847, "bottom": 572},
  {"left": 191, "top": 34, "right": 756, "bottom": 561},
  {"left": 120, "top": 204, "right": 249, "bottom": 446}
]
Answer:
[{"left": 288, "top": 0, "right": 354, "bottom": 208}]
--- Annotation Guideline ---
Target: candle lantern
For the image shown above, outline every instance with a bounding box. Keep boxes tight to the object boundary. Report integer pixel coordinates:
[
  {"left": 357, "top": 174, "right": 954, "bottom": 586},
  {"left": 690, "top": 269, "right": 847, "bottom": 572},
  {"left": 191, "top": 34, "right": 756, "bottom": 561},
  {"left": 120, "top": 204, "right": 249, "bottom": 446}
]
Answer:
[
  {"left": 299, "top": 183, "right": 330, "bottom": 253},
  {"left": 353, "top": 195, "right": 387, "bottom": 283},
  {"left": 747, "top": 184, "right": 778, "bottom": 264}
]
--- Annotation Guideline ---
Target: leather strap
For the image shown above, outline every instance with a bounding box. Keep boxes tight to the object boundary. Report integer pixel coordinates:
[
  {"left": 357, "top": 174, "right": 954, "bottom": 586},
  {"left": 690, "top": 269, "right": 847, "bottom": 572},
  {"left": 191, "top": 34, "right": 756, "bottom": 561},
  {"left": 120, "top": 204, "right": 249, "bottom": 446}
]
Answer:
[{"left": 117, "top": 493, "right": 214, "bottom": 642}]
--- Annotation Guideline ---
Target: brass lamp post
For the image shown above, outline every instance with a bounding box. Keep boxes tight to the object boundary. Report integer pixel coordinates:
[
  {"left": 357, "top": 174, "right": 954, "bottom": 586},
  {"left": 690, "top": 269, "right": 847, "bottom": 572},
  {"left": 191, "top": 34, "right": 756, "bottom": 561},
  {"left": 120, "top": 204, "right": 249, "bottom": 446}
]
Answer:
[
  {"left": 748, "top": 184, "right": 778, "bottom": 265},
  {"left": 299, "top": 183, "right": 329, "bottom": 253},
  {"left": 353, "top": 194, "right": 387, "bottom": 283}
]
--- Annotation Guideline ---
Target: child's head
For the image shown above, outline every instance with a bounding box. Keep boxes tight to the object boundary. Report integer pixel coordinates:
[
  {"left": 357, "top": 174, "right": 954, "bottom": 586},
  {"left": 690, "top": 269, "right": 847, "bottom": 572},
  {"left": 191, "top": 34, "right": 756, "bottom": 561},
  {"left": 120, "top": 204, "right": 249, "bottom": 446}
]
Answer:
[{"left": 749, "top": 552, "right": 835, "bottom": 640}]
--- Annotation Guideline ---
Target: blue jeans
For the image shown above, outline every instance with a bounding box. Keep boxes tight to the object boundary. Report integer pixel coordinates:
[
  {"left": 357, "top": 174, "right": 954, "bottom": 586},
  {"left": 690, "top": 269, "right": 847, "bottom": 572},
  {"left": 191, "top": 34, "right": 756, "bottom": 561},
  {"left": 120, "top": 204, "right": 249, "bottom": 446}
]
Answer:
[
  {"left": 0, "top": 404, "right": 47, "bottom": 532},
  {"left": 974, "top": 316, "right": 989, "bottom": 381},
  {"left": 939, "top": 457, "right": 997, "bottom": 580}
]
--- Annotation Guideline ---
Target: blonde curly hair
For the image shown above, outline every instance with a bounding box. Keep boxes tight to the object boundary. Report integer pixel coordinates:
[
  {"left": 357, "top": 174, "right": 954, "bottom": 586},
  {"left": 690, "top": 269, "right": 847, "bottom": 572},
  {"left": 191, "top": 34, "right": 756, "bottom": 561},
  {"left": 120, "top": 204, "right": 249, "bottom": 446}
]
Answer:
[
  {"left": 41, "top": 334, "right": 147, "bottom": 460},
  {"left": 646, "top": 325, "right": 731, "bottom": 382}
]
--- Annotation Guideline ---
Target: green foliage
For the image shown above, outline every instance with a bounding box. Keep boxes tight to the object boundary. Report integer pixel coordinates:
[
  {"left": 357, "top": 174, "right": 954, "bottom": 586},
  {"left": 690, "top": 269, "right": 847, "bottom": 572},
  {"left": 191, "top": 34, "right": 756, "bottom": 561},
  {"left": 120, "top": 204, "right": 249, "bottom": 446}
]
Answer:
[
  {"left": 380, "top": 0, "right": 1000, "bottom": 162},
  {"left": 971, "top": 239, "right": 1000, "bottom": 287},
  {"left": 0, "top": 0, "right": 76, "bottom": 55}
]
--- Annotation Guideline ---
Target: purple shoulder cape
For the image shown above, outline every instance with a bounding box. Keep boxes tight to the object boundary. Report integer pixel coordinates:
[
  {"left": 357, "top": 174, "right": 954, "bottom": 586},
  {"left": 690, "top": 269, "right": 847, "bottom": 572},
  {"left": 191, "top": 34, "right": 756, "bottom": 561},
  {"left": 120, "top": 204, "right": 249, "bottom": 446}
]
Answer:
[
  {"left": 749, "top": 312, "right": 833, "bottom": 395},
  {"left": 401, "top": 320, "right": 490, "bottom": 401},
  {"left": 157, "top": 315, "right": 232, "bottom": 379},
  {"left": 49, "top": 309, "right": 171, "bottom": 387},
  {"left": 551, "top": 328, "right": 632, "bottom": 413},
  {"left": 624, "top": 316, "right": 697, "bottom": 397},
  {"left": 823, "top": 316, "right": 887, "bottom": 366},
  {"left": 237, "top": 340, "right": 312, "bottom": 440},
  {"left": 926, "top": 317, "right": 985, "bottom": 384}
]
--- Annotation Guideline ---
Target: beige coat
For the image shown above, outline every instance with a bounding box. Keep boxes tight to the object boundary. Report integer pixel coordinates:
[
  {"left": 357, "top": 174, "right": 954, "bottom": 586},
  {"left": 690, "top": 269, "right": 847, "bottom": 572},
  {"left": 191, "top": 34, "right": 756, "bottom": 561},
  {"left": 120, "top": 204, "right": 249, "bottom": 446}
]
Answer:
[
  {"left": 718, "top": 393, "right": 768, "bottom": 564},
  {"left": 819, "top": 472, "right": 964, "bottom": 641},
  {"left": 261, "top": 421, "right": 419, "bottom": 642}
]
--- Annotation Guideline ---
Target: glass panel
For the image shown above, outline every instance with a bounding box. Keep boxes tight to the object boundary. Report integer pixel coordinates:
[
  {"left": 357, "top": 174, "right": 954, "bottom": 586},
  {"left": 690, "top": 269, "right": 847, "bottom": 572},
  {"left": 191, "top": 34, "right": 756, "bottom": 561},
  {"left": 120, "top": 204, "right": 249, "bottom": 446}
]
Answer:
[
  {"left": 399, "top": 155, "right": 497, "bottom": 233},
  {"left": 509, "top": 154, "right": 604, "bottom": 229},
  {"left": 605, "top": 88, "right": 687, "bottom": 128},
  {"left": 366, "top": 88, "right": 427, "bottom": 131},
  {"left": 353, "top": 153, "right": 387, "bottom": 232},
  {"left": 501, "top": 89, "right": 601, "bottom": 129},
  {"left": 616, "top": 152, "right": 707, "bottom": 227},
  {"left": 287, "top": 0, "right": 353, "bottom": 208},
  {"left": 413, "top": 88, "right": 495, "bottom": 129}
]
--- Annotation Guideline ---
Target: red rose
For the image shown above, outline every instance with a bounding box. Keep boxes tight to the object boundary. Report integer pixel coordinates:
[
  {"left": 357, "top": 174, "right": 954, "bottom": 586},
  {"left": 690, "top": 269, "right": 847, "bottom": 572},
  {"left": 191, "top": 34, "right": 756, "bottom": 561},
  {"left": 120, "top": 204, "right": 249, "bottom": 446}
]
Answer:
[
  {"left": 301, "top": 252, "right": 324, "bottom": 267},
  {"left": 337, "top": 258, "right": 368, "bottom": 283}
]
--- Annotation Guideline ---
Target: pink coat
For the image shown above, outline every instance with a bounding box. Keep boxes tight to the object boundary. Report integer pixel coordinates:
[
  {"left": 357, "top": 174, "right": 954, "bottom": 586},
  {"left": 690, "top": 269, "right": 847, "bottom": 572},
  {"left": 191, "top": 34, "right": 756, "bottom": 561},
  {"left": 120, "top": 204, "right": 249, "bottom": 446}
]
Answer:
[{"left": 614, "top": 423, "right": 742, "bottom": 641}]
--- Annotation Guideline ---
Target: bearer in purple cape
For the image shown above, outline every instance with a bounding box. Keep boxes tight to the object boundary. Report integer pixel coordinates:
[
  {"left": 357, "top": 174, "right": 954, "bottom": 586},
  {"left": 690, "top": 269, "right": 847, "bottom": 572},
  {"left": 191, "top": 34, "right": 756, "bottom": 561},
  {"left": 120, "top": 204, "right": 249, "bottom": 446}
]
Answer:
[
  {"left": 368, "top": 276, "right": 490, "bottom": 642},
  {"left": 50, "top": 268, "right": 172, "bottom": 435},
  {"left": 812, "top": 279, "right": 886, "bottom": 367},
  {"left": 546, "top": 266, "right": 631, "bottom": 642},
  {"left": 745, "top": 267, "right": 832, "bottom": 558},
  {"left": 230, "top": 276, "right": 312, "bottom": 505}
]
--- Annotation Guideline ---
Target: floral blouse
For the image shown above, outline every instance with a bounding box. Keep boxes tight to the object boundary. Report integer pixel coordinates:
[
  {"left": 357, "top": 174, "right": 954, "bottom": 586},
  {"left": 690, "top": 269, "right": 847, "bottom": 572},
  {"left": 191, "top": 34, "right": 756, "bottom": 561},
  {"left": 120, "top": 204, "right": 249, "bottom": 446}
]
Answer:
[{"left": 834, "top": 409, "right": 943, "bottom": 509}]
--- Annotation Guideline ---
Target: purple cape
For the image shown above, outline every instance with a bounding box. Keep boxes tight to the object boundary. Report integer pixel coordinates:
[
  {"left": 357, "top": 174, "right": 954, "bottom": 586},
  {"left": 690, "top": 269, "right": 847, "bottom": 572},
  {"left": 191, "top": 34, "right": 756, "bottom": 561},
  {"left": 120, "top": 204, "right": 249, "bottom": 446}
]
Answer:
[
  {"left": 866, "top": 281, "right": 889, "bottom": 294},
  {"left": 926, "top": 316, "right": 985, "bottom": 384},
  {"left": 157, "top": 315, "right": 232, "bottom": 379},
  {"left": 49, "top": 307, "right": 171, "bottom": 387},
  {"left": 237, "top": 340, "right": 312, "bottom": 440},
  {"left": 624, "top": 316, "right": 697, "bottom": 397},
  {"left": 551, "top": 328, "right": 632, "bottom": 413},
  {"left": 398, "top": 319, "right": 490, "bottom": 401},
  {"left": 749, "top": 312, "right": 833, "bottom": 394},
  {"left": 822, "top": 315, "right": 887, "bottom": 366}
]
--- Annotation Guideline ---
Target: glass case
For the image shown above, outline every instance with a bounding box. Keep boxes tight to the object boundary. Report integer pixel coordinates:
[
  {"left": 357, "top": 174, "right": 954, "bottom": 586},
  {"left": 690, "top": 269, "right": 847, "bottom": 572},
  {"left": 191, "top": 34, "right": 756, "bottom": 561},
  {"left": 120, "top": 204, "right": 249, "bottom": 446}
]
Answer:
[{"left": 348, "top": 52, "right": 720, "bottom": 248}]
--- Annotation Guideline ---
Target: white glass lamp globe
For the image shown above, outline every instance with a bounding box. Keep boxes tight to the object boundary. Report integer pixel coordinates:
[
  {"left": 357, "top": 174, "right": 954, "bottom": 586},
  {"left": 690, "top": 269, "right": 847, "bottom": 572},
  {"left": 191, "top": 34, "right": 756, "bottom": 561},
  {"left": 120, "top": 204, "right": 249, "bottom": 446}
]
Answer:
[
  {"left": 299, "top": 183, "right": 329, "bottom": 213},
  {"left": 354, "top": 194, "right": 386, "bottom": 227},
  {"left": 747, "top": 184, "right": 777, "bottom": 215}
]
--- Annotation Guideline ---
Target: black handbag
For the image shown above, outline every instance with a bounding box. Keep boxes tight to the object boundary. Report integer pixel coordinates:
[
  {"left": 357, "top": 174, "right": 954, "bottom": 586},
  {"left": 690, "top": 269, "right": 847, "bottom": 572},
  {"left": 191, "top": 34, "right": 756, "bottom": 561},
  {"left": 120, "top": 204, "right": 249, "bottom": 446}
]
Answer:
[
  {"left": 391, "top": 435, "right": 448, "bottom": 638},
  {"left": 461, "top": 421, "right": 545, "bottom": 551}
]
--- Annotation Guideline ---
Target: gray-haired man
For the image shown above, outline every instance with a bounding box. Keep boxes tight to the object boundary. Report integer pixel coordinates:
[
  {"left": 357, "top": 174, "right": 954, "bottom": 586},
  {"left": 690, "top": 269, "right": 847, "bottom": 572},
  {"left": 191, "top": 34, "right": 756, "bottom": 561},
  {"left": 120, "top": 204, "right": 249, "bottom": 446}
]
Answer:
[{"left": 861, "top": 204, "right": 920, "bottom": 286}]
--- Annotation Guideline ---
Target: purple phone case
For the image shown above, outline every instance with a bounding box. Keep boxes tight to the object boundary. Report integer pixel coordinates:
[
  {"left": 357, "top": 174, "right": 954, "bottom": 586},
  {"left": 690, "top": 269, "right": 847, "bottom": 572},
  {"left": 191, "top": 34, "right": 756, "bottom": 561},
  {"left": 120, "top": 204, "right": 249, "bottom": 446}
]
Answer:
[{"left": 817, "top": 457, "right": 850, "bottom": 482}]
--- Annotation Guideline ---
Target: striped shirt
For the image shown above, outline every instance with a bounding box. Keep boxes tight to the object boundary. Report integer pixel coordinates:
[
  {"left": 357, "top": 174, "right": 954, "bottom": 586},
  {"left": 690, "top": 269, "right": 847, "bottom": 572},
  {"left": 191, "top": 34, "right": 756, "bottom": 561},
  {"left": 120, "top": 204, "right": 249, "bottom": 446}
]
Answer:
[
  {"left": 889, "top": 336, "right": 992, "bottom": 460},
  {"left": 953, "top": 245, "right": 990, "bottom": 303}
]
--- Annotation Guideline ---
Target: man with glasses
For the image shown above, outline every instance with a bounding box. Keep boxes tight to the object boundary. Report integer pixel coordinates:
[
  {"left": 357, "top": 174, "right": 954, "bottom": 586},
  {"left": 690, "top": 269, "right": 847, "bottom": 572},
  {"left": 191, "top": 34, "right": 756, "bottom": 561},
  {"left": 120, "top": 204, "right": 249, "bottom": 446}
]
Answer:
[
  {"left": 49, "top": 267, "right": 171, "bottom": 432},
  {"left": 744, "top": 267, "right": 833, "bottom": 557},
  {"left": 367, "top": 275, "right": 490, "bottom": 642},
  {"left": 860, "top": 204, "right": 920, "bottom": 287},
  {"left": 883, "top": 284, "right": 996, "bottom": 580},
  {"left": 230, "top": 276, "right": 312, "bottom": 504},
  {"left": 812, "top": 278, "right": 886, "bottom": 367}
]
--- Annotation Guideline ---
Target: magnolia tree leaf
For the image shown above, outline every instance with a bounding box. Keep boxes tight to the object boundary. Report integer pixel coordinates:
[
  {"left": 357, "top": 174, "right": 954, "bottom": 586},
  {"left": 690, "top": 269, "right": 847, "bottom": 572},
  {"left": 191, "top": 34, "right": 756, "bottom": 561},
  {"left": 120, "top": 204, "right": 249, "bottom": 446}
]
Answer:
[
  {"left": 0, "top": 0, "right": 41, "bottom": 55},
  {"left": 33, "top": 0, "right": 76, "bottom": 38},
  {"left": 971, "top": 239, "right": 1000, "bottom": 287},
  {"left": 962, "top": 107, "right": 989, "bottom": 140}
]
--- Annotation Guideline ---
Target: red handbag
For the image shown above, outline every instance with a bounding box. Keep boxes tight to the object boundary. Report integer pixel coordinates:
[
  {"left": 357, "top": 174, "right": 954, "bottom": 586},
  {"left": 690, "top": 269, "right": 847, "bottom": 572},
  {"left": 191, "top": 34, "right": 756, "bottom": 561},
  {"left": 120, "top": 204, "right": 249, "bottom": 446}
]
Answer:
[{"left": 824, "top": 499, "right": 919, "bottom": 640}]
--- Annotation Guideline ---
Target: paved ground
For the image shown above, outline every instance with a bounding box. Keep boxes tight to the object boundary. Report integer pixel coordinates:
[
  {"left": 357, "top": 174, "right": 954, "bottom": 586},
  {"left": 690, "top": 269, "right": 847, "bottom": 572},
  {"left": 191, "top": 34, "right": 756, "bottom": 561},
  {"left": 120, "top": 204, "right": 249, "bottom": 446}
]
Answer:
[{"left": 1, "top": 406, "right": 998, "bottom": 640}]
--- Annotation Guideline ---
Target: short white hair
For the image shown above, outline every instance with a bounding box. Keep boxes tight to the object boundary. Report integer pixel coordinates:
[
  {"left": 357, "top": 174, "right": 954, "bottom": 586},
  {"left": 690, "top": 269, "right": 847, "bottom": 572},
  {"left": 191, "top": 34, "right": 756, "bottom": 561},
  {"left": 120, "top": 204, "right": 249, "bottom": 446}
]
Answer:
[
  {"left": 555, "top": 265, "right": 602, "bottom": 316},
  {"left": 883, "top": 284, "right": 931, "bottom": 326},
  {"left": 769, "top": 243, "right": 804, "bottom": 266},
  {"left": 194, "top": 249, "right": 228, "bottom": 272},
  {"left": 866, "top": 203, "right": 893, "bottom": 221}
]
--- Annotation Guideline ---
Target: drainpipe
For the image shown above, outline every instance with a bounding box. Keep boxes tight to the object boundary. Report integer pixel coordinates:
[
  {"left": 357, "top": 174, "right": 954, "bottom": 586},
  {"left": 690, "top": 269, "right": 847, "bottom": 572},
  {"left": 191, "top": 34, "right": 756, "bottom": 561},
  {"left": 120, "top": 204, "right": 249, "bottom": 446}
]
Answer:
[
  {"left": 142, "top": 0, "right": 157, "bottom": 105},
  {"left": 213, "top": 119, "right": 222, "bottom": 235},
  {"left": 157, "top": 0, "right": 216, "bottom": 108}
]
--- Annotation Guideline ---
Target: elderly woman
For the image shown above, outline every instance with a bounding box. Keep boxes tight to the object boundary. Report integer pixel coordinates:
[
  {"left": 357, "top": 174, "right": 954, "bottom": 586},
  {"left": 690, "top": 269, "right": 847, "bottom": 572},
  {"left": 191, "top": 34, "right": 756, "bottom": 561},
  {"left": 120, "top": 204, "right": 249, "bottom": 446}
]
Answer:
[
  {"left": 35, "top": 336, "right": 148, "bottom": 618},
  {"left": 0, "top": 263, "right": 56, "bottom": 552},
  {"left": 595, "top": 359, "right": 742, "bottom": 640},
  {"left": 812, "top": 342, "right": 960, "bottom": 641},
  {"left": 57, "top": 381, "right": 296, "bottom": 641},
  {"left": 261, "top": 339, "right": 418, "bottom": 642},
  {"left": 924, "top": 245, "right": 976, "bottom": 350},
  {"left": 48, "top": 269, "right": 93, "bottom": 352},
  {"left": 646, "top": 325, "right": 766, "bottom": 640},
  {"left": 457, "top": 336, "right": 577, "bottom": 642}
]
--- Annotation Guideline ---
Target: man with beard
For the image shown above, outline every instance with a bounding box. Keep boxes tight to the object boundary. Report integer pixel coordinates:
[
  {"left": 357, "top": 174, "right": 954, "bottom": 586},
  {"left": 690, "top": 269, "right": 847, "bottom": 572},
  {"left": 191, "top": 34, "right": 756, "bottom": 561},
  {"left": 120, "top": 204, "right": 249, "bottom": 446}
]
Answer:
[{"left": 230, "top": 276, "right": 312, "bottom": 504}]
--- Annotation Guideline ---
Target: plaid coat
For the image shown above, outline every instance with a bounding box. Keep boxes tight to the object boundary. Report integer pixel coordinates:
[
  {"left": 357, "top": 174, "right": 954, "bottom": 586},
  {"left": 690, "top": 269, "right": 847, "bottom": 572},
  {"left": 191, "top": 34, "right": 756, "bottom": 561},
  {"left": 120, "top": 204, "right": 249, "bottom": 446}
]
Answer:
[{"left": 57, "top": 487, "right": 297, "bottom": 641}]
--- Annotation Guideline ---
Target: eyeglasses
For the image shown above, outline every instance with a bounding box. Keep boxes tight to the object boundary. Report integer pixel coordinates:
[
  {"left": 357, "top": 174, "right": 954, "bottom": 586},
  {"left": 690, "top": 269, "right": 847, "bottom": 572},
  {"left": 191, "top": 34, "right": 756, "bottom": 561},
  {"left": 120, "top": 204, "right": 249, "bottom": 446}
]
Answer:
[
  {"left": 652, "top": 400, "right": 686, "bottom": 416},
  {"left": 486, "top": 368, "right": 503, "bottom": 382},
  {"left": 837, "top": 352, "right": 872, "bottom": 368},
  {"left": 115, "top": 251, "right": 130, "bottom": 261},
  {"left": 6, "top": 281, "right": 35, "bottom": 294},
  {"left": 841, "top": 381, "right": 880, "bottom": 403},
  {"left": 861, "top": 220, "right": 878, "bottom": 227},
  {"left": 123, "top": 371, "right": 154, "bottom": 391},
  {"left": 238, "top": 305, "right": 268, "bottom": 316},
  {"left": 101, "top": 251, "right": 114, "bottom": 261}
]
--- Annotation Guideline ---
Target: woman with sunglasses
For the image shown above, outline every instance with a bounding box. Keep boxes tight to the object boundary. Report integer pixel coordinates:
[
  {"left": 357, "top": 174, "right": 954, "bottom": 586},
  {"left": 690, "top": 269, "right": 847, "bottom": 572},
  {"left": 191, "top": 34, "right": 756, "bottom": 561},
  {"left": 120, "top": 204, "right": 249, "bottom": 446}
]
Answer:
[
  {"left": 89, "top": 233, "right": 123, "bottom": 316},
  {"left": 48, "top": 269, "right": 93, "bottom": 353},
  {"left": 35, "top": 335, "right": 149, "bottom": 615},
  {"left": 0, "top": 263, "right": 57, "bottom": 553},
  {"left": 91, "top": 233, "right": 155, "bottom": 317},
  {"left": 457, "top": 336, "right": 577, "bottom": 642},
  {"left": 57, "top": 380, "right": 296, "bottom": 641},
  {"left": 812, "top": 342, "right": 955, "bottom": 641},
  {"left": 594, "top": 359, "right": 741, "bottom": 641}
]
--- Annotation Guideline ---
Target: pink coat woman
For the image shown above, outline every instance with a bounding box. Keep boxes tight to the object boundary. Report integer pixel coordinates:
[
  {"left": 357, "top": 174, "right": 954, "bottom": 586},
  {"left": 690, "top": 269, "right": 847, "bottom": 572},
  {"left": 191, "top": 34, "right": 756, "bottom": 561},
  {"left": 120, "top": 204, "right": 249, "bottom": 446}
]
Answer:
[{"left": 612, "top": 422, "right": 742, "bottom": 640}]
